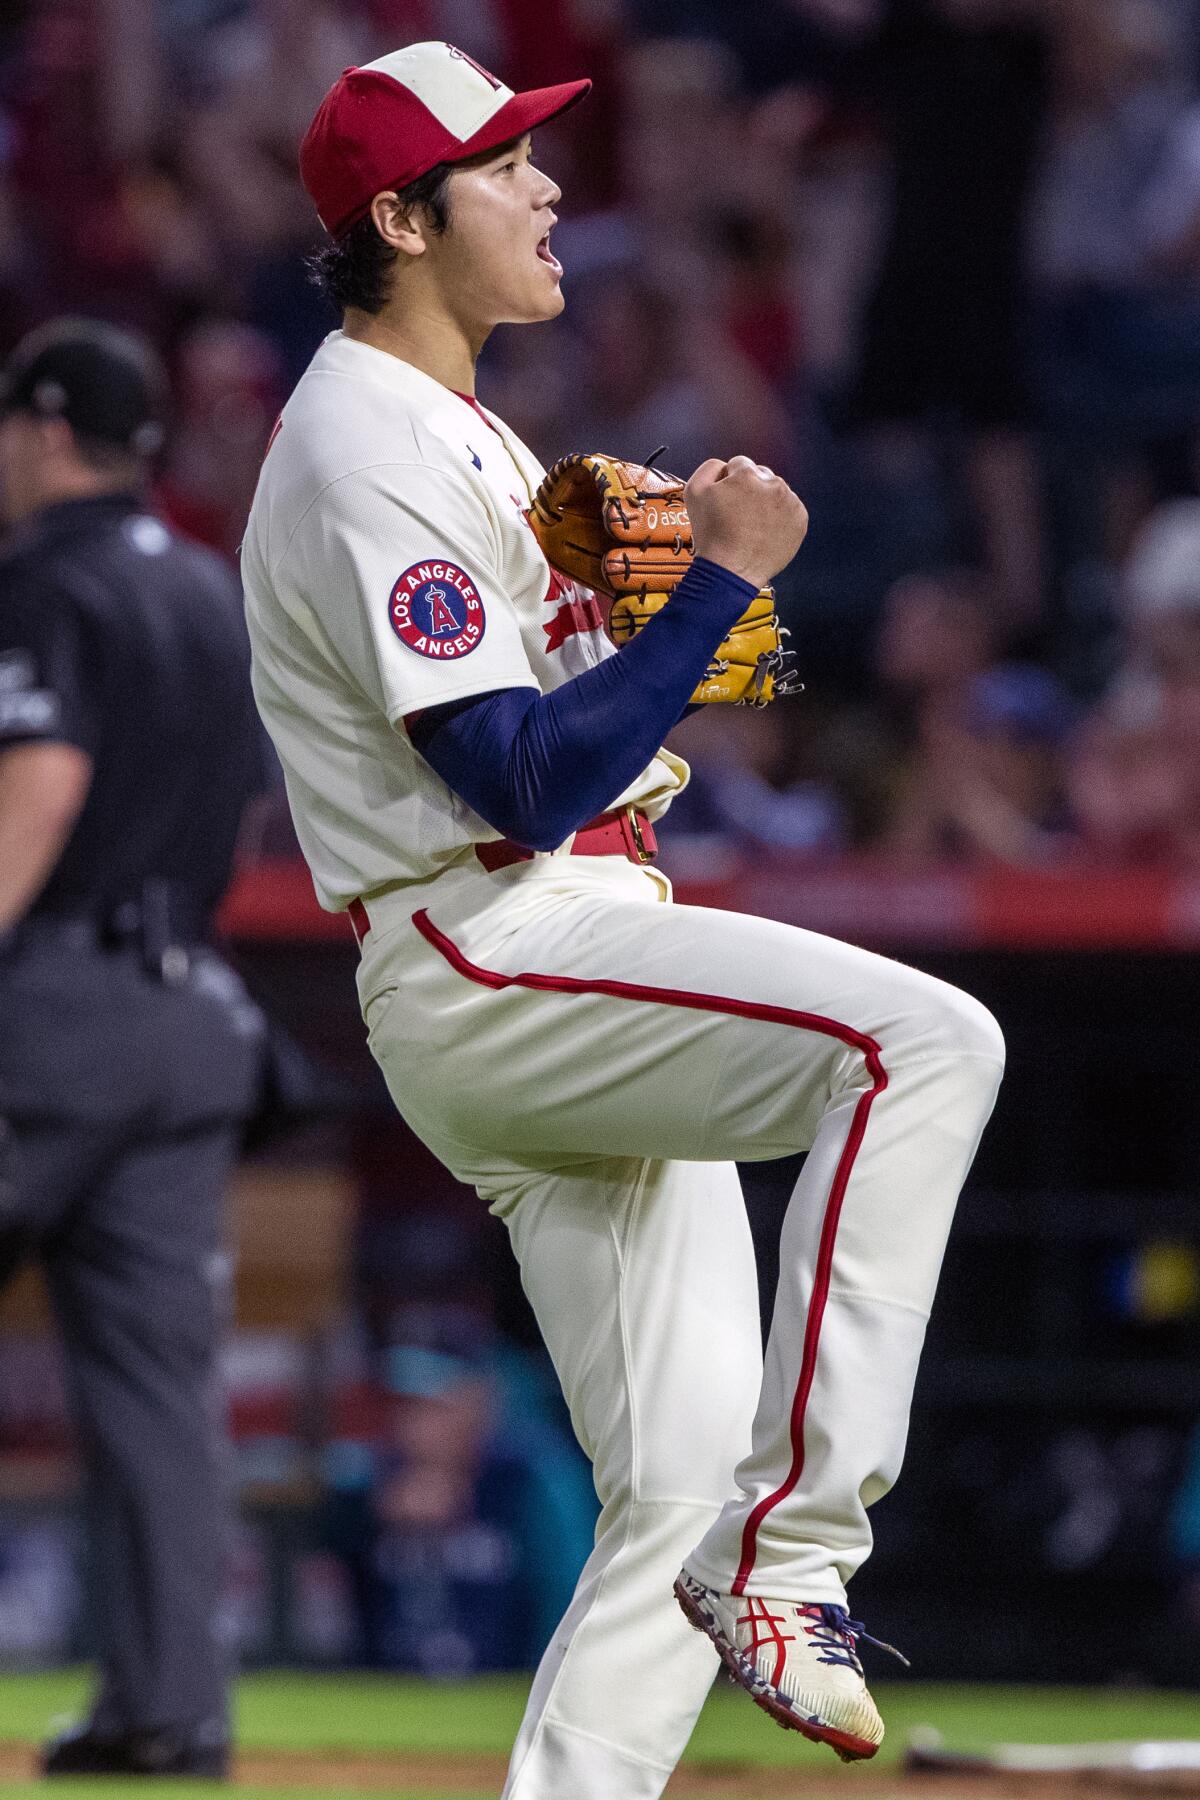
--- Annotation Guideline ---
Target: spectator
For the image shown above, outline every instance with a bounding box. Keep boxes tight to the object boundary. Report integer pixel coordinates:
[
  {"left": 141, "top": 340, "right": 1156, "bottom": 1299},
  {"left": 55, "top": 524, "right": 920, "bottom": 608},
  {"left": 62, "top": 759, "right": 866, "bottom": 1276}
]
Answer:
[
  {"left": 478, "top": 316, "right": 581, "bottom": 468},
  {"left": 0, "top": 152, "right": 36, "bottom": 356},
  {"left": 875, "top": 567, "right": 1003, "bottom": 718},
  {"left": 156, "top": 320, "right": 286, "bottom": 559},
  {"left": 179, "top": 0, "right": 372, "bottom": 265},
  {"left": 1067, "top": 676, "right": 1188, "bottom": 862},
  {"left": 713, "top": 207, "right": 806, "bottom": 397},
  {"left": 1033, "top": 0, "right": 1200, "bottom": 530},
  {"left": 1123, "top": 500, "right": 1200, "bottom": 762},
  {"left": 849, "top": 0, "right": 1052, "bottom": 621},
  {"left": 321, "top": 1306, "right": 595, "bottom": 1675},
  {"left": 873, "top": 566, "right": 1079, "bottom": 863},
  {"left": 618, "top": 36, "right": 744, "bottom": 259},
  {"left": 567, "top": 269, "right": 794, "bottom": 479},
  {"left": 883, "top": 662, "right": 1079, "bottom": 865},
  {"left": 1169, "top": 1419, "right": 1200, "bottom": 1667},
  {"left": 661, "top": 705, "right": 844, "bottom": 862},
  {"left": 1070, "top": 499, "right": 1200, "bottom": 863}
]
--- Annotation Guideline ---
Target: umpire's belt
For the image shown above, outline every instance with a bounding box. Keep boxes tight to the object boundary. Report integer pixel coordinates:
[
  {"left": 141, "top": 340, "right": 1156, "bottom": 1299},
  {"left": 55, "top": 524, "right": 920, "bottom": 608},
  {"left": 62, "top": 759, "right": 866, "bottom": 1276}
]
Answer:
[
  {"left": 9, "top": 881, "right": 206, "bottom": 983},
  {"left": 346, "top": 806, "right": 657, "bottom": 947}
]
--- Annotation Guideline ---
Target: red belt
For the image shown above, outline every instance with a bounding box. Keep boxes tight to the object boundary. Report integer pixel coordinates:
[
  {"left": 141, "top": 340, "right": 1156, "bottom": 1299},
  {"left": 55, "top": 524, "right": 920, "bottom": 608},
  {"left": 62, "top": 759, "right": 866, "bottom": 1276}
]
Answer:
[
  {"left": 346, "top": 806, "right": 657, "bottom": 948},
  {"left": 475, "top": 806, "right": 657, "bottom": 873}
]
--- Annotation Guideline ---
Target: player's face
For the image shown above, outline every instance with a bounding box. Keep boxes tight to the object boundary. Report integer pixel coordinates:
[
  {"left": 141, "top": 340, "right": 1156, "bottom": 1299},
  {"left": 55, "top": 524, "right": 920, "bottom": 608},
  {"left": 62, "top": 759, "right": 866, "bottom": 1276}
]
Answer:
[{"left": 437, "top": 135, "right": 564, "bottom": 328}]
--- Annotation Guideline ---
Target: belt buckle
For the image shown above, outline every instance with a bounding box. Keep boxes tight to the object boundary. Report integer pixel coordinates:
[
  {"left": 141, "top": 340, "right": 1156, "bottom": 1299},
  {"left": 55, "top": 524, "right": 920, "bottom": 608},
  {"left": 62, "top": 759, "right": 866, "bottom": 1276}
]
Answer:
[{"left": 626, "top": 806, "right": 653, "bottom": 864}]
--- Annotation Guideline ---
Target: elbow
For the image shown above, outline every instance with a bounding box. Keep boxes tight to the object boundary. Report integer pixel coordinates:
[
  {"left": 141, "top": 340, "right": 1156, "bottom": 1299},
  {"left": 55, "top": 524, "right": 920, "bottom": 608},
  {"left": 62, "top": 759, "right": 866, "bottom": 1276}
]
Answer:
[
  {"left": 481, "top": 798, "right": 576, "bottom": 855},
  {"left": 524, "top": 830, "right": 570, "bottom": 854},
  {"left": 503, "top": 817, "right": 569, "bottom": 855}
]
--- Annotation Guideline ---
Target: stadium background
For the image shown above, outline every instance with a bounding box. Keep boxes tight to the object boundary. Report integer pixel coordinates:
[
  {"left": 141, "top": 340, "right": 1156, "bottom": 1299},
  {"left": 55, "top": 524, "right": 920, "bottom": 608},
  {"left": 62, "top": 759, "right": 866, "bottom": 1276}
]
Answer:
[{"left": 1, "top": 0, "right": 1200, "bottom": 1791}]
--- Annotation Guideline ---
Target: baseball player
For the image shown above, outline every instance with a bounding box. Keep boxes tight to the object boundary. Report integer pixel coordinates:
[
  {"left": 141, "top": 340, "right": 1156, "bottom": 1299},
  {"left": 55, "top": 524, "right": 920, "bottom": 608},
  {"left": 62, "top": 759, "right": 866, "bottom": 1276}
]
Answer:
[{"left": 242, "top": 41, "right": 1005, "bottom": 1800}]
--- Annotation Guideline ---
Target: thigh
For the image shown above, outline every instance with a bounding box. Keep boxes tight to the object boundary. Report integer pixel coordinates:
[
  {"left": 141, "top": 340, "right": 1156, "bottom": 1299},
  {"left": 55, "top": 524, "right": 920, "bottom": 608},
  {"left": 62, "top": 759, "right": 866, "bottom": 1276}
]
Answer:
[
  {"left": 45, "top": 1126, "right": 237, "bottom": 1403},
  {"left": 0, "top": 1117, "right": 114, "bottom": 1284},
  {"left": 0, "top": 955, "right": 121, "bottom": 1268},
  {"left": 368, "top": 880, "right": 983, "bottom": 1178}
]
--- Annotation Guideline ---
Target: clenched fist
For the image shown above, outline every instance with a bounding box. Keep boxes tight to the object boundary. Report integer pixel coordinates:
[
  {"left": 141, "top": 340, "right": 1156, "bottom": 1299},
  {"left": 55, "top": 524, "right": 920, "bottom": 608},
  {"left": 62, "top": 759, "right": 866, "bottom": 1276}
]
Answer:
[{"left": 686, "top": 456, "right": 809, "bottom": 592}]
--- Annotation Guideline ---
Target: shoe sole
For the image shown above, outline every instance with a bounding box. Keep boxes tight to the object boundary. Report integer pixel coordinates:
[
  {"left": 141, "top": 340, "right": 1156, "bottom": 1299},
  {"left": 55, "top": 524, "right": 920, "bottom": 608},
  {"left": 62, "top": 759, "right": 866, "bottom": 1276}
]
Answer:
[
  {"left": 43, "top": 1759, "right": 230, "bottom": 1780},
  {"left": 673, "top": 1576, "right": 880, "bottom": 1764}
]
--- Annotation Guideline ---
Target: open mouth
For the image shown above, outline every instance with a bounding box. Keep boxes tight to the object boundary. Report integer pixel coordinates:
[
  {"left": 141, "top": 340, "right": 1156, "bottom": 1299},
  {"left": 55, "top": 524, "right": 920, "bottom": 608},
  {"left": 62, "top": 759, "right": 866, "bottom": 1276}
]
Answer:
[{"left": 536, "top": 230, "right": 563, "bottom": 276}]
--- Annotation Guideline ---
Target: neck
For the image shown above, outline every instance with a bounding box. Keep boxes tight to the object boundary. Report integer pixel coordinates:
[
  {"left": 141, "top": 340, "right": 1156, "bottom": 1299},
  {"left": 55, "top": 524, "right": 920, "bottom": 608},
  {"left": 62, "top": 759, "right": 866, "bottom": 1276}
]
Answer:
[
  {"left": 14, "top": 466, "right": 136, "bottom": 525},
  {"left": 343, "top": 297, "right": 486, "bottom": 397}
]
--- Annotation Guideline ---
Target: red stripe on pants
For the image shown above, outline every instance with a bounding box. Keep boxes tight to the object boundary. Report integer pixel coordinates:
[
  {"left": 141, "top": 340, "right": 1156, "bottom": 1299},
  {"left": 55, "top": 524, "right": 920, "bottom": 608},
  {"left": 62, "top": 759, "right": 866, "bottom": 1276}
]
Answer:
[
  {"left": 411, "top": 907, "right": 888, "bottom": 1593},
  {"left": 729, "top": 1047, "right": 887, "bottom": 1593}
]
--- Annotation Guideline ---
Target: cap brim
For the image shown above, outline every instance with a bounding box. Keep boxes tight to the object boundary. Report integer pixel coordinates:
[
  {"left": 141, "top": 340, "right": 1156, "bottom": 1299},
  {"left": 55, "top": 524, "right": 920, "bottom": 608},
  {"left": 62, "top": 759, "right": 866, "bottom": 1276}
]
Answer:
[{"left": 458, "top": 78, "right": 591, "bottom": 161}]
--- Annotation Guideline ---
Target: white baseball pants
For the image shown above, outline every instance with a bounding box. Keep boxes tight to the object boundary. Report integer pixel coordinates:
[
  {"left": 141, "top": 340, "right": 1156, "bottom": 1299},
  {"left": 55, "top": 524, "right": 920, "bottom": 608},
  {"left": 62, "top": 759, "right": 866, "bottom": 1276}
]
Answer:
[{"left": 357, "top": 854, "right": 1004, "bottom": 1799}]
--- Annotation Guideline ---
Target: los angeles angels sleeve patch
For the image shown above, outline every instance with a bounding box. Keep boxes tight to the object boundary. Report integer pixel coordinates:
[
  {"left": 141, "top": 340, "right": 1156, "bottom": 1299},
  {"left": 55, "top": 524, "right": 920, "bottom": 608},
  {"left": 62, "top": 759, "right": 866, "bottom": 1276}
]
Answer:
[{"left": 389, "top": 560, "right": 486, "bottom": 660}]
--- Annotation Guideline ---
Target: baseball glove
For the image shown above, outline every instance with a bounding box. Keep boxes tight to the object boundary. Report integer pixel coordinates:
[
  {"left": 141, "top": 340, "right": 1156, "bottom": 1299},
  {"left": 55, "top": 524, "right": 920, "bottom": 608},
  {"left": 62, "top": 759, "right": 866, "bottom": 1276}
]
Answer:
[{"left": 529, "top": 452, "right": 801, "bottom": 706}]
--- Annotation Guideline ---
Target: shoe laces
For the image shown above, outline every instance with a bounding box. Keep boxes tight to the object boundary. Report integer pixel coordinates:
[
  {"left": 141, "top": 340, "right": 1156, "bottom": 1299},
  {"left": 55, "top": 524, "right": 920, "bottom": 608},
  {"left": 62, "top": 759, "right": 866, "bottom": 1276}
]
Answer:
[{"left": 800, "top": 1604, "right": 911, "bottom": 1673}]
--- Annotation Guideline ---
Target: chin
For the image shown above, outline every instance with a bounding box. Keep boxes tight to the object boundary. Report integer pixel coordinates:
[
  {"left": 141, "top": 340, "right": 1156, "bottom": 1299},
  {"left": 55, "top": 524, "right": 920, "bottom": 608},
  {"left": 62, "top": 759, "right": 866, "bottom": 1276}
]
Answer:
[{"left": 503, "top": 274, "right": 566, "bottom": 326}]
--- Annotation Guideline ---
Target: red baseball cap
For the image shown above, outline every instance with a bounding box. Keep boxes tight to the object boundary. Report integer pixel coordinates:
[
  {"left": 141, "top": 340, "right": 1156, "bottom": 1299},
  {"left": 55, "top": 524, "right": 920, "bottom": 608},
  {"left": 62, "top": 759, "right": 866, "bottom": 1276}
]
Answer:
[{"left": 301, "top": 40, "right": 591, "bottom": 239}]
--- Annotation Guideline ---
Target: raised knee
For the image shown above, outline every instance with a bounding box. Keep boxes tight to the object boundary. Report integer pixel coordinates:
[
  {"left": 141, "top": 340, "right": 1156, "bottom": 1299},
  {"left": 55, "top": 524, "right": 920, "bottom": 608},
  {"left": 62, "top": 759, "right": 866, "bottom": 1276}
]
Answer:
[
  {"left": 899, "top": 979, "right": 1006, "bottom": 1073},
  {"left": 947, "top": 989, "right": 1005, "bottom": 1068}
]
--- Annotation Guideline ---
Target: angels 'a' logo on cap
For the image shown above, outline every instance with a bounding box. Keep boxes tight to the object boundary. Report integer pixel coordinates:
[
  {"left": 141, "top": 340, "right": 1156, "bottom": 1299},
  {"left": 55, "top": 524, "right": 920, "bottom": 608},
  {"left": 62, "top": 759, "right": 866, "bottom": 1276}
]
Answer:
[
  {"left": 447, "top": 45, "right": 503, "bottom": 90},
  {"left": 390, "top": 560, "right": 486, "bottom": 659}
]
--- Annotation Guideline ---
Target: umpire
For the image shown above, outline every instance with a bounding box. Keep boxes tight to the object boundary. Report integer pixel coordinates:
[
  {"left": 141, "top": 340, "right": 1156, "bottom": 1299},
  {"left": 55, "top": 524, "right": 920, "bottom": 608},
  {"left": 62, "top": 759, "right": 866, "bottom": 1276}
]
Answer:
[{"left": 0, "top": 319, "right": 265, "bottom": 1778}]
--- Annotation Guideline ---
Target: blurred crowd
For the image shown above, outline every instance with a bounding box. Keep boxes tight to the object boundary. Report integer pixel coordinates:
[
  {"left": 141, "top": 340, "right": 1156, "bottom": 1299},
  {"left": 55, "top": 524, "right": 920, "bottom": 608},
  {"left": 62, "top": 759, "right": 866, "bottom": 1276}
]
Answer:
[{"left": 2, "top": 0, "right": 1200, "bottom": 869}]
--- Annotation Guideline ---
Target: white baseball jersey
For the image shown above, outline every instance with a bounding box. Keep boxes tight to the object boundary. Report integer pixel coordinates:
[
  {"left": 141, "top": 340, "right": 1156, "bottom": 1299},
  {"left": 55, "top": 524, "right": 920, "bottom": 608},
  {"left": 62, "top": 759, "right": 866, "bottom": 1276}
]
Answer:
[{"left": 240, "top": 330, "right": 687, "bottom": 909}]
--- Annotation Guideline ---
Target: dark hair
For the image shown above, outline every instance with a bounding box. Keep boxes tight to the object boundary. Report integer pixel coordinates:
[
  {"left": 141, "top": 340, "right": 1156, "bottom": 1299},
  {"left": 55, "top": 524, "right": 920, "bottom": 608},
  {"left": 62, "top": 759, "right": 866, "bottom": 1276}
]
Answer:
[{"left": 307, "top": 162, "right": 455, "bottom": 315}]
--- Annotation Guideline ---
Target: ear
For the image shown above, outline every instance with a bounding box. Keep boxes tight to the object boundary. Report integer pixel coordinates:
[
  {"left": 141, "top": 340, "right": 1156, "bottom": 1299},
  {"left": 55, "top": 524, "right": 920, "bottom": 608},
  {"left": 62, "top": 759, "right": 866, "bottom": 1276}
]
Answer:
[
  {"left": 40, "top": 417, "right": 76, "bottom": 459},
  {"left": 17, "top": 415, "right": 75, "bottom": 467},
  {"left": 370, "top": 190, "right": 430, "bottom": 260}
]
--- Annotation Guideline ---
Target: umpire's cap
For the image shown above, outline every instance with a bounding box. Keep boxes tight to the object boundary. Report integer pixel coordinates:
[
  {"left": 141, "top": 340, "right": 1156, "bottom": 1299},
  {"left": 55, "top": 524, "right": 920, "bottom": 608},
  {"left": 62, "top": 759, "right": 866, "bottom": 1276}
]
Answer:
[
  {"left": 0, "top": 318, "right": 168, "bottom": 458},
  {"left": 301, "top": 40, "right": 590, "bottom": 239}
]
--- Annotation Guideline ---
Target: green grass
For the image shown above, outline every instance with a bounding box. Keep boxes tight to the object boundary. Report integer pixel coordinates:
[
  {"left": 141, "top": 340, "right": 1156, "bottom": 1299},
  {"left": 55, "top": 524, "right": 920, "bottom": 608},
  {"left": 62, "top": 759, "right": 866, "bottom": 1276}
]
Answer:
[
  {"left": 0, "top": 1792, "right": 494, "bottom": 1800},
  {"left": 10, "top": 1668, "right": 1198, "bottom": 1763},
  {"left": 0, "top": 1792, "right": 486, "bottom": 1800},
  {"left": 0, "top": 1670, "right": 1197, "bottom": 1796}
]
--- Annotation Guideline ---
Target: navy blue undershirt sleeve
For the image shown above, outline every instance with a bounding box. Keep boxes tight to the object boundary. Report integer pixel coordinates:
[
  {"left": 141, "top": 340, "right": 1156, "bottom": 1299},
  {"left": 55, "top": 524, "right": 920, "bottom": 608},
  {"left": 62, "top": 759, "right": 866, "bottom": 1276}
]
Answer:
[{"left": 407, "top": 557, "right": 758, "bottom": 851}]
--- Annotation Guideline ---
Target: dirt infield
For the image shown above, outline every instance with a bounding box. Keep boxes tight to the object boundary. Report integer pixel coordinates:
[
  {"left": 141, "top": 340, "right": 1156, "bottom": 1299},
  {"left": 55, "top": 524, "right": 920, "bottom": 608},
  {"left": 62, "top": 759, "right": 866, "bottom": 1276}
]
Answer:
[{"left": 2, "top": 1741, "right": 1198, "bottom": 1796}]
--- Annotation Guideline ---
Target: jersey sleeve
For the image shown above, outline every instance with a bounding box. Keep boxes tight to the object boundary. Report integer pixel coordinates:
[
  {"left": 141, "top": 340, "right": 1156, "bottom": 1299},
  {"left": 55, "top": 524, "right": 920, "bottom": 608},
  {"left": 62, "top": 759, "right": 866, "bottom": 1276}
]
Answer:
[
  {"left": 284, "top": 461, "right": 539, "bottom": 725},
  {"left": 0, "top": 575, "right": 100, "bottom": 755}
]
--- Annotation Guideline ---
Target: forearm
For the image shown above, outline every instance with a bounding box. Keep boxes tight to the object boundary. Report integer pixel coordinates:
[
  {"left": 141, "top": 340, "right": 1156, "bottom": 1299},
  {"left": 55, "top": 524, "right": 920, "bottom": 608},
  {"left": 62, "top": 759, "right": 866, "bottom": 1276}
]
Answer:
[
  {"left": 0, "top": 745, "right": 92, "bottom": 933},
  {"left": 0, "top": 813, "right": 69, "bottom": 932},
  {"left": 410, "top": 558, "right": 757, "bottom": 850}
]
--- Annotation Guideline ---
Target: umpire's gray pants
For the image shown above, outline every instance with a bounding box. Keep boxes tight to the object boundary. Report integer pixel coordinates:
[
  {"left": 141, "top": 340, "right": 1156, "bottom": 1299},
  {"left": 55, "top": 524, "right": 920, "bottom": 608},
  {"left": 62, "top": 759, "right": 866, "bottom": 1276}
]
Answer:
[{"left": 0, "top": 936, "right": 262, "bottom": 1738}]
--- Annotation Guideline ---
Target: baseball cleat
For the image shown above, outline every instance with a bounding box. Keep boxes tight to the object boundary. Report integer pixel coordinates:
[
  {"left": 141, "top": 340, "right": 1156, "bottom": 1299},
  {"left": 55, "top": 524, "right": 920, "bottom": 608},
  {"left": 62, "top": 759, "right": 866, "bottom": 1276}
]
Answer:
[{"left": 674, "top": 1568, "right": 907, "bottom": 1763}]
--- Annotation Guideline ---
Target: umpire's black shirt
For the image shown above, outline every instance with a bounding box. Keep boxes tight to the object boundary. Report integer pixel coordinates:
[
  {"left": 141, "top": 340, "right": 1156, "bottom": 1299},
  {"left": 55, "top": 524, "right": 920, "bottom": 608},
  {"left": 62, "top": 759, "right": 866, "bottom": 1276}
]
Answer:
[{"left": 0, "top": 492, "right": 262, "bottom": 924}]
